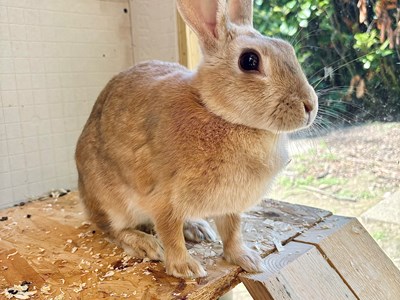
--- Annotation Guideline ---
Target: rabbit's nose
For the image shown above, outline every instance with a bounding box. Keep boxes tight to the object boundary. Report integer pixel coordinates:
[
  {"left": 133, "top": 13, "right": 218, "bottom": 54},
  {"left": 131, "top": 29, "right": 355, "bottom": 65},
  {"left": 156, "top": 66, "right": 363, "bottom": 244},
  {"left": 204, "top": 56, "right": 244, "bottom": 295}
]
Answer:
[{"left": 303, "top": 101, "right": 313, "bottom": 114}]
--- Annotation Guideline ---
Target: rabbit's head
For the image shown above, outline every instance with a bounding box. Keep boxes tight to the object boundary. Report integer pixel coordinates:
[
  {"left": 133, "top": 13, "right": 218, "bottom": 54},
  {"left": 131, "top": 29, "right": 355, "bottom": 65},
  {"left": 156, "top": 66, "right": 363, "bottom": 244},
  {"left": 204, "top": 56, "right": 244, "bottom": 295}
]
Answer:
[{"left": 178, "top": 0, "right": 318, "bottom": 132}]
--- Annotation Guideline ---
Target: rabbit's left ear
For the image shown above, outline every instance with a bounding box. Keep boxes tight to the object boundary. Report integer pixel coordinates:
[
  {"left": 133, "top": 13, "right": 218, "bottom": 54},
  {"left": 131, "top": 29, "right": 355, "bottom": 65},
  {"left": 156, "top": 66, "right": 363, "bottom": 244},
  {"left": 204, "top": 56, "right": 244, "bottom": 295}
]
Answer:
[
  {"left": 177, "top": 0, "right": 228, "bottom": 52},
  {"left": 228, "top": 0, "right": 253, "bottom": 26}
]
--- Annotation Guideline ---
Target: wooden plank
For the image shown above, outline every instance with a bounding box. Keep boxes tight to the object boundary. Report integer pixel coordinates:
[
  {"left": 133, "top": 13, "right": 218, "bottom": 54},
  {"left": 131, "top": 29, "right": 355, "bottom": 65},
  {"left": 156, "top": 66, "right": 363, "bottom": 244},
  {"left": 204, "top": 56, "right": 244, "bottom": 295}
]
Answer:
[
  {"left": 176, "top": 12, "right": 201, "bottom": 70},
  {"left": 0, "top": 248, "right": 45, "bottom": 287},
  {"left": 240, "top": 242, "right": 357, "bottom": 300},
  {"left": 0, "top": 193, "right": 331, "bottom": 299},
  {"left": 185, "top": 27, "right": 201, "bottom": 70},
  {"left": 176, "top": 13, "right": 188, "bottom": 67},
  {"left": 241, "top": 199, "right": 331, "bottom": 256},
  {"left": 295, "top": 216, "right": 400, "bottom": 299}
]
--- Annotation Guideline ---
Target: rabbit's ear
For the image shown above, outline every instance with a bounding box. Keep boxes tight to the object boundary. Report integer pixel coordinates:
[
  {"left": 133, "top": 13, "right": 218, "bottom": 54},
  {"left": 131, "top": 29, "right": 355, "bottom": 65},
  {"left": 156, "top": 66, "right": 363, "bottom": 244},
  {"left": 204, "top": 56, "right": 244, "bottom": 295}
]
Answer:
[
  {"left": 228, "top": 0, "right": 253, "bottom": 26},
  {"left": 177, "top": 0, "right": 228, "bottom": 51}
]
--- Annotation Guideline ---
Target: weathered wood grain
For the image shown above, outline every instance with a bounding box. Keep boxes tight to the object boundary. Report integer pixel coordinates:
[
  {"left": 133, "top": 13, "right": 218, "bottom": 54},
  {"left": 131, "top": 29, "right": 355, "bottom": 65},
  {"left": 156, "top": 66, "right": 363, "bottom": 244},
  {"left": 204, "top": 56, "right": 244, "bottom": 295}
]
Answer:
[
  {"left": 0, "top": 192, "right": 330, "bottom": 299},
  {"left": 295, "top": 216, "right": 400, "bottom": 300},
  {"left": 240, "top": 241, "right": 357, "bottom": 300}
]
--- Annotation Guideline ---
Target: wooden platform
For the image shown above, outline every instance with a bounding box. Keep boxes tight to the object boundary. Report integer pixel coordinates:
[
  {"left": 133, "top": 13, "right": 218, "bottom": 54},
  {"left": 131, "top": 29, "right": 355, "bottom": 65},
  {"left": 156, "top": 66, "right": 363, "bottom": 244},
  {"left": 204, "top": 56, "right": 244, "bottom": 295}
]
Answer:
[{"left": 1, "top": 193, "right": 399, "bottom": 299}]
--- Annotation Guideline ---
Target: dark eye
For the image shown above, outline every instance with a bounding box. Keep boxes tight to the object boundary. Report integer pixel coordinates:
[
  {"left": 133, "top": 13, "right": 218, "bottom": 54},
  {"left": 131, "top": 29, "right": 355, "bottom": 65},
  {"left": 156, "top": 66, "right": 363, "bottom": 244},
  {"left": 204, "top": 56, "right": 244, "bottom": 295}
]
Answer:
[{"left": 239, "top": 51, "right": 260, "bottom": 72}]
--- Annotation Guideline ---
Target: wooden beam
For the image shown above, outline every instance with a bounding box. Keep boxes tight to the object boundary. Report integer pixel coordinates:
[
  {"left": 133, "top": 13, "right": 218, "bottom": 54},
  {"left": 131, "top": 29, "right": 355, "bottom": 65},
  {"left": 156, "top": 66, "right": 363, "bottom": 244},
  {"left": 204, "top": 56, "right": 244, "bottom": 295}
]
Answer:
[
  {"left": 177, "top": 13, "right": 188, "bottom": 67},
  {"left": 295, "top": 216, "right": 400, "bottom": 299},
  {"left": 240, "top": 242, "right": 357, "bottom": 300},
  {"left": 176, "top": 14, "right": 201, "bottom": 70}
]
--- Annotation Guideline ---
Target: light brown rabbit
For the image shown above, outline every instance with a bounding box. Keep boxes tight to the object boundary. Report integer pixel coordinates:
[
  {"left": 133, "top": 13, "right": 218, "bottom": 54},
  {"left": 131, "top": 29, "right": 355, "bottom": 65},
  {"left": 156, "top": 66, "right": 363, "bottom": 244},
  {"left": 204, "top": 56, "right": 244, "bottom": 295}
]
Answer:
[{"left": 75, "top": 0, "right": 318, "bottom": 278}]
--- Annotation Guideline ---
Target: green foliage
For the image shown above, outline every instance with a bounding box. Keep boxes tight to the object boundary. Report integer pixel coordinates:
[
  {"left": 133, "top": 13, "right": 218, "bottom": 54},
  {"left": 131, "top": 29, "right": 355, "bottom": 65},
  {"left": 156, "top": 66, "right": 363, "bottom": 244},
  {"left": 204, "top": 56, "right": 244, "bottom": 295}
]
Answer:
[
  {"left": 354, "top": 31, "right": 394, "bottom": 70},
  {"left": 253, "top": 0, "right": 400, "bottom": 124}
]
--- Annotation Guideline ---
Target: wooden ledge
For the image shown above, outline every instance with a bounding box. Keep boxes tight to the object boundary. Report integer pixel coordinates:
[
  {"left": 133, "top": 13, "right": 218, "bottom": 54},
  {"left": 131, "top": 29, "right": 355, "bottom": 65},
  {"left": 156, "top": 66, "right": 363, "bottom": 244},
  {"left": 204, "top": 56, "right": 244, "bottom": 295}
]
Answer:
[
  {"left": 241, "top": 216, "right": 400, "bottom": 300},
  {"left": 1, "top": 193, "right": 398, "bottom": 299}
]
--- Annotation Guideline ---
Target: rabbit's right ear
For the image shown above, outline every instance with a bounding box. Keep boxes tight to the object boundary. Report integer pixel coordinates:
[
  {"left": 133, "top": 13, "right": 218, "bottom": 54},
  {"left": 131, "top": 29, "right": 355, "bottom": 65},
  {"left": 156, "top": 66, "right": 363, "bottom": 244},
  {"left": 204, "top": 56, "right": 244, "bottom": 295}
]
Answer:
[{"left": 177, "top": 0, "right": 228, "bottom": 52}]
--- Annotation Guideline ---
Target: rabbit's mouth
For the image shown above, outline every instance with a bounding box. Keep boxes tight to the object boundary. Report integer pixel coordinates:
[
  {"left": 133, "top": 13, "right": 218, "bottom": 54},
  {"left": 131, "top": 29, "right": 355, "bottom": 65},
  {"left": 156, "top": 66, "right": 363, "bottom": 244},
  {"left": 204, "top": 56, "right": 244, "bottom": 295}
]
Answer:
[{"left": 263, "top": 93, "right": 318, "bottom": 133}]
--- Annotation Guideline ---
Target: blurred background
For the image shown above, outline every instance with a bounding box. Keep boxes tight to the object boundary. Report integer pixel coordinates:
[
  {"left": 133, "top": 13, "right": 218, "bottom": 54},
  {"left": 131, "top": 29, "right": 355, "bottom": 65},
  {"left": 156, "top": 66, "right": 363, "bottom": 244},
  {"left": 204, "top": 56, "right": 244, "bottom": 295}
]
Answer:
[{"left": 252, "top": 0, "right": 400, "bottom": 269}]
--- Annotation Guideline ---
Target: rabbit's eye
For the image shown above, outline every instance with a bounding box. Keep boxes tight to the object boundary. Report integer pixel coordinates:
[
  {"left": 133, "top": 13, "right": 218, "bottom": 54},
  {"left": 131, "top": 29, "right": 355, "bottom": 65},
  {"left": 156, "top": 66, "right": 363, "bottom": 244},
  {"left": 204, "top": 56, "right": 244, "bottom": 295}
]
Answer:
[{"left": 239, "top": 51, "right": 260, "bottom": 72}]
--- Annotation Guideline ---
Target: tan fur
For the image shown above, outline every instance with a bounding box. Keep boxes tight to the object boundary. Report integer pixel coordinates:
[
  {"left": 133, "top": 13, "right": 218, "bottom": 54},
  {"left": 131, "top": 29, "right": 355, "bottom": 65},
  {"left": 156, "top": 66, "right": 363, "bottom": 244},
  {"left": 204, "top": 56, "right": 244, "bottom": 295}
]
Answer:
[{"left": 75, "top": 0, "right": 318, "bottom": 278}]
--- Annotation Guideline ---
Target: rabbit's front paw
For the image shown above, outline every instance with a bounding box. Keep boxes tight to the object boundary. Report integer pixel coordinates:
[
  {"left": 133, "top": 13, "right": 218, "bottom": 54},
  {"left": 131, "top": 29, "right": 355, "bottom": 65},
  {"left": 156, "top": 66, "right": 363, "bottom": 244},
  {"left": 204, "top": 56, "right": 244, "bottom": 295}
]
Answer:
[
  {"left": 224, "top": 246, "right": 265, "bottom": 273},
  {"left": 184, "top": 219, "right": 217, "bottom": 243},
  {"left": 166, "top": 255, "right": 207, "bottom": 278}
]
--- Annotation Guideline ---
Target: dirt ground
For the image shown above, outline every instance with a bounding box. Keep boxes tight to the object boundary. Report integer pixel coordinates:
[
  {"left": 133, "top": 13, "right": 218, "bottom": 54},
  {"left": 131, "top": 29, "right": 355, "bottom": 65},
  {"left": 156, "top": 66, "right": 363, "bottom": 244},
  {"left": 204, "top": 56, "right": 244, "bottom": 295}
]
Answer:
[{"left": 271, "top": 122, "right": 400, "bottom": 268}]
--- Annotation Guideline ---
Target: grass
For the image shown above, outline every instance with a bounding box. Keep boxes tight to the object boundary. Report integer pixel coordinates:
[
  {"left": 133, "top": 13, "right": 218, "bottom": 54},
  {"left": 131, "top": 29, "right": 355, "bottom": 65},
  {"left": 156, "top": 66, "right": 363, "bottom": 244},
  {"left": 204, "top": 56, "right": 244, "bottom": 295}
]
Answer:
[{"left": 371, "top": 230, "right": 388, "bottom": 241}]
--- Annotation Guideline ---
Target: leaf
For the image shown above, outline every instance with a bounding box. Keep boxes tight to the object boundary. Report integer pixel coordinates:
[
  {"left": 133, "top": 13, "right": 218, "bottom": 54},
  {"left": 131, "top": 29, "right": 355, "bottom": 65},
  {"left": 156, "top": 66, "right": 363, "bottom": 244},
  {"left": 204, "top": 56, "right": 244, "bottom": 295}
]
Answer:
[
  {"left": 363, "top": 61, "right": 371, "bottom": 69},
  {"left": 299, "top": 19, "right": 309, "bottom": 28},
  {"left": 379, "top": 39, "right": 390, "bottom": 50},
  {"left": 300, "top": 2, "right": 311, "bottom": 10},
  {"left": 298, "top": 8, "right": 311, "bottom": 19},
  {"left": 279, "top": 22, "right": 289, "bottom": 34},
  {"left": 366, "top": 54, "right": 375, "bottom": 61},
  {"left": 286, "top": 0, "right": 296, "bottom": 9}
]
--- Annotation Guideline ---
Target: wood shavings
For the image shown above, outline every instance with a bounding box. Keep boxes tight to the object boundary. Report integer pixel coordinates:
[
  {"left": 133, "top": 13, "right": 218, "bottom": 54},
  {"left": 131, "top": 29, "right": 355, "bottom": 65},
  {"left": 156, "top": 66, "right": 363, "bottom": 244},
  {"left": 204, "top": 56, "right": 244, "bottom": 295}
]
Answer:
[
  {"left": 263, "top": 219, "right": 275, "bottom": 227},
  {"left": 71, "top": 247, "right": 78, "bottom": 253},
  {"left": 252, "top": 241, "right": 271, "bottom": 253},
  {"left": 103, "top": 271, "right": 115, "bottom": 278},
  {"left": 7, "top": 250, "right": 18, "bottom": 259},
  {"left": 263, "top": 219, "right": 292, "bottom": 232},
  {"left": 78, "top": 231, "right": 94, "bottom": 238},
  {"left": 84, "top": 247, "right": 93, "bottom": 254},
  {"left": 352, "top": 225, "right": 362, "bottom": 234},
  {"left": 320, "top": 224, "right": 333, "bottom": 230},
  {"left": 49, "top": 290, "right": 65, "bottom": 300},
  {"left": 78, "top": 259, "right": 91, "bottom": 270},
  {"left": 71, "top": 283, "right": 86, "bottom": 293},
  {"left": 50, "top": 189, "right": 70, "bottom": 199},
  {"left": 2, "top": 283, "right": 37, "bottom": 299},
  {"left": 272, "top": 237, "right": 285, "bottom": 252},
  {"left": 79, "top": 221, "right": 91, "bottom": 228},
  {"left": 40, "top": 284, "right": 51, "bottom": 295}
]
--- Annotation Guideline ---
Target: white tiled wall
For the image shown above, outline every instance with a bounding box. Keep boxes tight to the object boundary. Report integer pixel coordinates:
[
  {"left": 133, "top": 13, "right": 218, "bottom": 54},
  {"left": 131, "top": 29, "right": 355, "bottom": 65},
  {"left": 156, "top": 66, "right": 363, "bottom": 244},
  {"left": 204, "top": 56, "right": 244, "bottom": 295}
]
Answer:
[
  {"left": 129, "top": 0, "right": 179, "bottom": 62},
  {"left": 0, "top": 0, "right": 137, "bottom": 208}
]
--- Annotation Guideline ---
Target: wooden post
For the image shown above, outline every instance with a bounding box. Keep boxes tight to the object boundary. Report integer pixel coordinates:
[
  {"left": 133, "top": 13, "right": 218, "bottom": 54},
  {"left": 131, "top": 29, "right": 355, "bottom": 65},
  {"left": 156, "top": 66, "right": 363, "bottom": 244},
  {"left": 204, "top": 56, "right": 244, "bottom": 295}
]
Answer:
[{"left": 176, "top": 14, "right": 202, "bottom": 70}]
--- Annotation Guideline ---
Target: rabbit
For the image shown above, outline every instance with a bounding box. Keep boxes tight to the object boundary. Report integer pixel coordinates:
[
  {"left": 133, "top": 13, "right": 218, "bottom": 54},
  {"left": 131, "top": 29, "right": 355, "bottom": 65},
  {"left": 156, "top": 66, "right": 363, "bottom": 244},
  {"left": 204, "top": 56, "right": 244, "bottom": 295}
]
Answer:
[{"left": 75, "top": 0, "right": 318, "bottom": 279}]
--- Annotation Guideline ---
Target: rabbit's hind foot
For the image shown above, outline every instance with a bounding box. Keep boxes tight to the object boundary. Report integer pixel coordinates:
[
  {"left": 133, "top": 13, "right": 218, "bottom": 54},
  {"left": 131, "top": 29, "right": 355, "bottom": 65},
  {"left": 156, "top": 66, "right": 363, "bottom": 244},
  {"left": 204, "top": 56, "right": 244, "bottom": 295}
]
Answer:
[
  {"left": 114, "top": 228, "right": 164, "bottom": 261},
  {"left": 183, "top": 219, "right": 217, "bottom": 243}
]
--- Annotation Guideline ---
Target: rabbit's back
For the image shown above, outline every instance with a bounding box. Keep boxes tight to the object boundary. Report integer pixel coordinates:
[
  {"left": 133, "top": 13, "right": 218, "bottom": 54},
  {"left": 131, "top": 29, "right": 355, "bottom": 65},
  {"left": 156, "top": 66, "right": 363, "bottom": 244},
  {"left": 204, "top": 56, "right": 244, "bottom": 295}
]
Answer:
[{"left": 76, "top": 61, "right": 192, "bottom": 196}]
